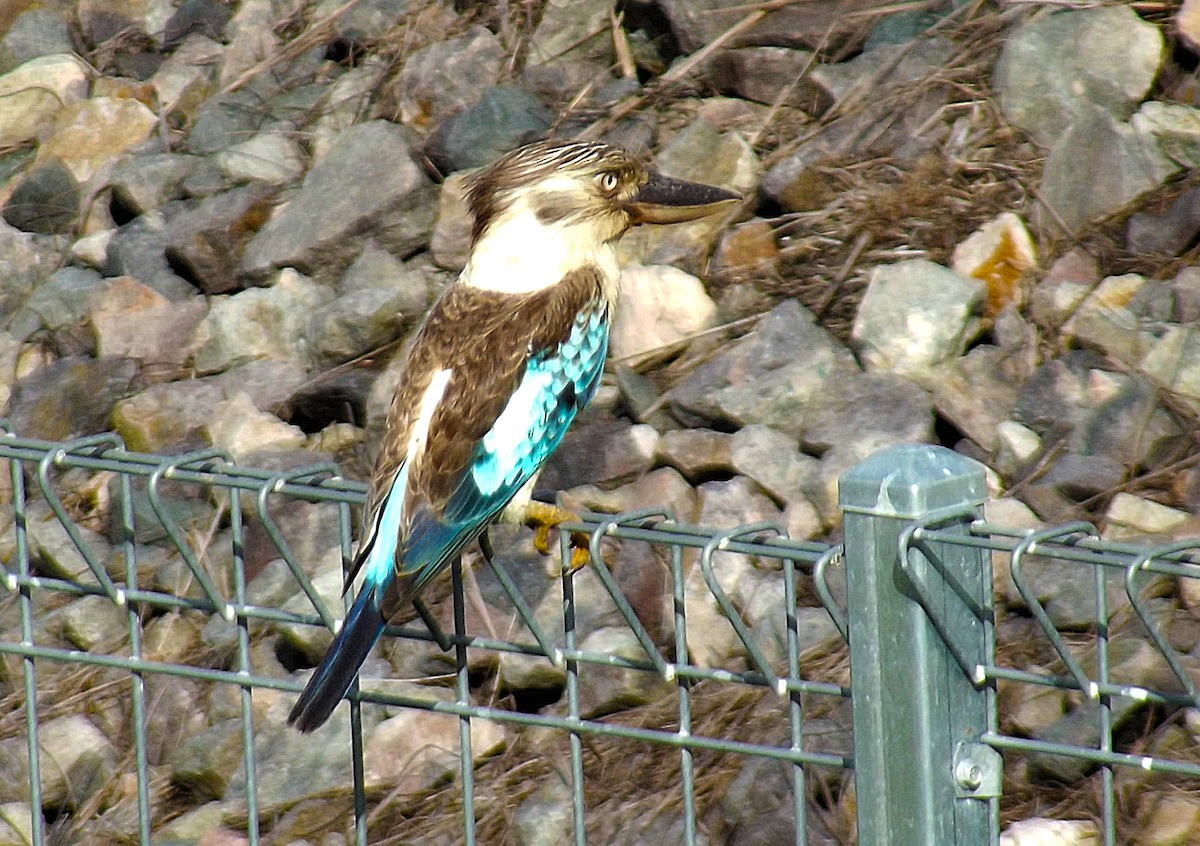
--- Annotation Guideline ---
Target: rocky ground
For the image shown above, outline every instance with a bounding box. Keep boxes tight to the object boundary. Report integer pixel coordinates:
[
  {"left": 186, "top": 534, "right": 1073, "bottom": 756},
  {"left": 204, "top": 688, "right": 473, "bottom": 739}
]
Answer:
[{"left": 4, "top": 0, "right": 1200, "bottom": 843}]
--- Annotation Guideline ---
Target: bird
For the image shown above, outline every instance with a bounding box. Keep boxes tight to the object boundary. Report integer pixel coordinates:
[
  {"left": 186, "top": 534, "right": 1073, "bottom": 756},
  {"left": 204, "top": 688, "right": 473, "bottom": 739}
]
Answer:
[{"left": 288, "top": 139, "right": 739, "bottom": 732}]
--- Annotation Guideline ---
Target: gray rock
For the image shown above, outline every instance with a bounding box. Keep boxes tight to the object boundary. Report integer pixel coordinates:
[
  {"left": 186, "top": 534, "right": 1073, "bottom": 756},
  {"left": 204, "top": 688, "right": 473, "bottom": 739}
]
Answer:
[
  {"left": 729, "top": 425, "right": 819, "bottom": 507},
  {"left": 313, "top": 0, "right": 409, "bottom": 40},
  {"left": 215, "top": 129, "right": 306, "bottom": 185},
  {"left": 164, "top": 184, "right": 279, "bottom": 294},
  {"left": 192, "top": 268, "right": 333, "bottom": 373},
  {"left": 163, "top": 0, "right": 232, "bottom": 46},
  {"left": 704, "top": 47, "right": 826, "bottom": 110},
  {"left": 667, "top": 299, "right": 857, "bottom": 431},
  {"left": 111, "top": 359, "right": 308, "bottom": 452},
  {"left": 852, "top": 259, "right": 985, "bottom": 379},
  {"left": 560, "top": 466, "right": 698, "bottom": 526},
  {"left": 187, "top": 89, "right": 270, "bottom": 155},
  {"left": 657, "top": 0, "right": 878, "bottom": 53},
  {"left": 1140, "top": 325, "right": 1200, "bottom": 414},
  {"left": 171, "top": 719, "right": 244, "bottom": 800},
  {"left": 109, "top": 153, "right": 198, "bottom": 217},
  {"left": 0, "top": 715, "right": 116, "bottom": 809},
  {"left": 104, "top": 211, "right": 202, "bottom": 301},
  {"left": 396, "top": 26, "right": 504, "bottom": 132},
  {"left": 1037, "top": 105, "right": 1177, "bottom": 237},
  {"left": 1127, "top": 186, "right": 1200, "bottom": 257},
  {"left": 0, "top": 9, "right": 74, "bottom": 73},
  {"left": 993, "top": 5, "right": 1164, "bottom": 147},
  {"left": 1103, "top": 492, "right": 1190, "bottom": 541},
  {"left": 5, "top": 356, "right": 139, "bottom": 442},
  {"left": 0, "top": 221, "right": 61, "bottom": 329},
  {"left": 929, "top": 346, "right": 1023, "bottom": 452},
  {"left": 1041, "top": 453, "right": 1125, "bottom": 501},
  {"left": 513, "top": 775, "right": 573, "bottom": 846},
  {"left": 1011, "top": 350, "right": 1103, "bottom": 442},
  {"left": 799, "top": 371, "right": 933, "bottom": 456},
  {"left": 577, "top": 626, "right": 675, "bottom": 716},
  {"left": 654, "top": 428, "right": 733, "bottom": 482},
  {"left": 152, "top": 34, "right": 224, "bottom": 125},
  {"left": 1133, "top": 100, "right": 1200, "bottom": 169},
  {"left": 1071, "top": 374, "right": 1184, "bottom": 470},
  {"left": 429, "top": 172, "right": 473, "bottom": 272},
  {"left": 241, "top": 121, "right": 435, "bottom": 282},
  {"left": 539, "top": 420, "right": 659, "bottom": 491},
  {"left": 425, "top": 85, "right": 553, "bottom": 174},
  {"left": 88, "top": 276, "right": 207, "bottom": 371},
  {"left": 2, "top": 159, "right": 79, "bottom": 235},
  {"left": 23, "top": 266, "right": 108, "bottom": 332},
  {"left": 59, "top": 595, "right": 127, "bottom": 653},
  {"left": 23, "top": 499, "right": 110, "bottom": 583}
]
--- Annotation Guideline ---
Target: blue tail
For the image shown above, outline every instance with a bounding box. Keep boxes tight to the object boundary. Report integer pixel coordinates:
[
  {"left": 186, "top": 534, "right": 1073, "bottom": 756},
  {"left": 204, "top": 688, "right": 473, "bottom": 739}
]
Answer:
[{"left": 287, "top": 585, "right": 386, "bottom": 732}]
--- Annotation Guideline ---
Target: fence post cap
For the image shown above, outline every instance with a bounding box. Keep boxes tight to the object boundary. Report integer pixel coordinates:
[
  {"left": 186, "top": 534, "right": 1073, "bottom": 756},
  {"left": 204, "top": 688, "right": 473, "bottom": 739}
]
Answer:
[{"left": 838, "top": 443, "right": 986, "bottom": 519}]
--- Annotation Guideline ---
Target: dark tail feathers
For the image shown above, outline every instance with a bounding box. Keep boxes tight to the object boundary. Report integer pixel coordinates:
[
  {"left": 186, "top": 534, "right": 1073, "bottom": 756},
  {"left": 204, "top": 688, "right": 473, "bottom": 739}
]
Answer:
[{"left": 287, "top": 587, "right": 385, "bottom": 732}]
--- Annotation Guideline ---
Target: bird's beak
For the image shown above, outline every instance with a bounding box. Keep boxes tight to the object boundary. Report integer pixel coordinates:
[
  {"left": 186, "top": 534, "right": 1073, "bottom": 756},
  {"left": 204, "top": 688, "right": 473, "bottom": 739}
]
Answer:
[{"left": 625, "top": 172, "right": 741, "bottom": 225}]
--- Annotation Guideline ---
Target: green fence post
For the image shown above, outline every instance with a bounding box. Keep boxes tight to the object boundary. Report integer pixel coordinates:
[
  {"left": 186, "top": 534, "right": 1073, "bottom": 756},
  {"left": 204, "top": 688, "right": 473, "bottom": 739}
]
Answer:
[{"left": 839, "top": 444, "right": 996, "bottom": 846}]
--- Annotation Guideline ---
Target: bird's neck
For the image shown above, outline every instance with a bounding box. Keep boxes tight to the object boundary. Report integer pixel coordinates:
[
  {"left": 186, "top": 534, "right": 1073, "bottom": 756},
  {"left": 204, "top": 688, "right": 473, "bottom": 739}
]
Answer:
[{"left": 460, "top": 208, "right": 620, "bottom": 305}]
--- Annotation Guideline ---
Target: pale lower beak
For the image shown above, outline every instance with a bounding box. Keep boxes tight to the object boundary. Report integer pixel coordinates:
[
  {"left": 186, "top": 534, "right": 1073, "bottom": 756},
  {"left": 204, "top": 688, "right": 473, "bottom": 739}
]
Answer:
[{"left": 625, "top": 172, "right": 741, "bottom": 225}]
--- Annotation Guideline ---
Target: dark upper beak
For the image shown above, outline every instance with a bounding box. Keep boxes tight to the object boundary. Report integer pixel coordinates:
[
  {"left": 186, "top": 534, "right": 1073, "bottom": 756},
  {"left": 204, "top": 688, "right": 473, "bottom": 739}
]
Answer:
[{"left": 625, "top": 172, "right": 741, "bottom": 225}]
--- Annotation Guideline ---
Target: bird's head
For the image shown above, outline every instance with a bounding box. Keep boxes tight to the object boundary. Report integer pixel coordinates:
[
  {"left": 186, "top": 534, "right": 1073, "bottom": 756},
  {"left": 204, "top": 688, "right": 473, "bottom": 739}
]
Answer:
[{"left": 464, "top": 140, "right": 740, "bottom": 248}]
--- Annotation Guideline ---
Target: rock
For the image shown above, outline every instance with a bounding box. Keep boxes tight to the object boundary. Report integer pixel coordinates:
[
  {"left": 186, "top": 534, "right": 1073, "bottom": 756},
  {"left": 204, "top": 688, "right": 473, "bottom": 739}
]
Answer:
[
  {"left": 187, "top": 89, "right": 268, "bottom": 155},
  {"left": 241, "top": 121, "right": 435, "bottom": 283},
  {"left": 3, "top": 159, "right": 80, "bottom": 235},
  {"left": 1071, "top": 374, "right": 1183, "bottom": 471},
  {"left": 429, "top": 172, "right": 473, "bottom": 272},
  {"left": 1103, "top": 493, "right": 1189, "bottom": 541},
  {"left": 59, "top": 595, "right": 127, "bottom": 652},
  {"left": 152, "top": 32, "right": 223, "bottom": 120},
  {"left": 0, "top": 715, "right": 117, "bottom": 810},
  {"left": 5, "top": 356, "right": 139, "bottom": 442},
  {"left": 363, "top": 703, "right": 507, "bottom": 793},
  {"left": 103, "top": 211, "right": 200, "bottom": 301},
  {"left": 729, "top": 425, "right": 818, "bottom": 507},
  {"left": 396, "top": 26, "right": 504, "bottom": 132},
  {"left": 1179, "top": 0, "right": 1200, "bottom": 53},
  {"left": 23, "top": 499, "right": 111, "bottom": 583},
  {"left": 951, "top": 212, "right": 1036, "bottom": 319},
  {"left": 205, "top": 392, "right": 307, "bottom": 460},
  {"left": 163, "top": 184, "right": 278, "bottom": 294},
  {"left": 1140, "top": 325, "right": 1200, "bottom": 414},
  {"left": 1139, "top": 794, "right": 1200, "bottom": 846},
  {"left": 424, "top": 85, "right": 554, "bottom": 175},
  {"left": 215, "top": 130, "right": 306, "bottom": 185},
  {"left": 192, "top": 269, "right": 333, "bottom": 373},
  {"left": 654, "top": 428, "right": 733, "bottom": 482},
  {"left": 577, "top": 626, "right": 675, "bottom": 716},
  {"left": 0, "top": 803, "right": 33, "bottom": 846},
  {"left": 620, "top": 120, "right": 754, "bottom": 270},
  {"left": 109, "top": 153, "right": 198, "bottom": 218},
  {"left": 0, "top": 54, "right": 89, "bottom": 149},
  {"left": 658, "top": 0, "right": 879, "bottom": 54},
  {"left": 0, "top": 9, "right": 74, "bottom": 73},
  {"left": 35, "top": 97, "right": 159, "bottom": 185},
  {"left": 88, "top": 276, "right": 207, "bottom": 371},
  {"left": 1001, "top": 679, "right": 1066, "bottom": 738},
  {"left": 1126, "top": 186, "right": 1200, "bottom": 256},
  {"left": 561, "top": 466, "right": 698, "bottom": 523},
  {"left": 512, "top": 775, "right": 573, "bottom": 846},
  {"left": 852, "top": 259, "right": 984, "bottom": 379},
  {"left": 704, "top": 47, "right": 825, "bottom": 110},
  {"left": 152, "top": 802, "right": 226, "bottom": 842},
  {"left": 609, "top": 265, "right": 717, "bottom": 361},
  {"left": 111, "top": 359, "right": 308, "bottom": 452},
  {"left": 667, "top": 299, "right": 858, "bottom": 431},
  {"left": 539, "top": 420, "right": 658, "bottom": 491},
  {"left": 994, "top": 421, "right": 1042, "bottom": 479},
  {"left": 993, "top": 5, "right": 1163, "bottom": 147},
  {"left": 313, "top": 0, "right": 409, "bottom": 41},
  {"left": 712, "top": 218, "right": 778, "bottom": 276},
  {"left": 1036, "top": 104, "right": 1177, "bottom": 238},
  {"left": 171, "top": 719, "right": 244, "bottom": 800},
  {"left": 22, "top": 266, "right": 109, "bottom": 333},
  {"left": 999, "top": 818, "right": 1099, "bottom": 846},
  {"left": 929, "top": 346, "right": 1022, "bottom": 453},
  {"left": 1029, "top": 249, "right": 1100, "bottom": 328},
  {"left": 1132, "top": 101, "right": 1200, "bottom": 170},
  {"left": 1010, "top": 351, "right": 1101, "bottom": 442},
  {"left": 798, "top": 371, "right": 933, "bottom": 457}
]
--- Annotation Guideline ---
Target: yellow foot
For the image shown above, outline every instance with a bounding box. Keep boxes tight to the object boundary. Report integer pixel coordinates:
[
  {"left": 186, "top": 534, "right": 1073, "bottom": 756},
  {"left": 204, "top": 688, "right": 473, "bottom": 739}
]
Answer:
[{"left": 523, "top": 502, "right": 591, "bottom": 573}]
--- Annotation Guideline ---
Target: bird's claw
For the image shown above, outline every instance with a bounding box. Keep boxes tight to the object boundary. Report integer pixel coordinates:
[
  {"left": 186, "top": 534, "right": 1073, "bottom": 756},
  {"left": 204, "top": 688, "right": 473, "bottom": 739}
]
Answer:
[{"left": 525, "top": 502, "right": 591, "bottom": 573}]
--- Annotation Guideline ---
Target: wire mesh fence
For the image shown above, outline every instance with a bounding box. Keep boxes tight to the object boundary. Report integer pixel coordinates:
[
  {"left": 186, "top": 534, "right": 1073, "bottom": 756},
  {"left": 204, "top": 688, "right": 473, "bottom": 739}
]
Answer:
[{"left": 2, "top": 427, "right": 1200, "bottom": 845}]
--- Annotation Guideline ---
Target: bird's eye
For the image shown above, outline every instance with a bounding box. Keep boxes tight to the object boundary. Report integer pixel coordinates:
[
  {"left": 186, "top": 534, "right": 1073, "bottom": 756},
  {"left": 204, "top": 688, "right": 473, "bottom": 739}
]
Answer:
[{"left": 596, "top": 171, "right": 620, "bottom": 193}]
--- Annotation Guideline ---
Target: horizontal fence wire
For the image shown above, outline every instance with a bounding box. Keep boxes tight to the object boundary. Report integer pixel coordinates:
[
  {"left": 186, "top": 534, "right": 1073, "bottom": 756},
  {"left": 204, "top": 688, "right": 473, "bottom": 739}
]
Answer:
[{"left": 0, "top": 427, "right": 851, "bottom": 845}]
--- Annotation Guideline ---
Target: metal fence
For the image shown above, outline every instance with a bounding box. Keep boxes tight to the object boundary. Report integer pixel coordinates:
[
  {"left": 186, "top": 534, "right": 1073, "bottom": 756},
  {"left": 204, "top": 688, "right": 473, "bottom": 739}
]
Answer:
[{"left": 2, "top": 424, "right": 1199, "bottom": 845}]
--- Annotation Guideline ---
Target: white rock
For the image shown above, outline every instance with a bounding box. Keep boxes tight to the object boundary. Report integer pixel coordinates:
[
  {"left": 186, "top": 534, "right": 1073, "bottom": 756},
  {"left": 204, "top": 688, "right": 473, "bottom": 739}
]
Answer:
[
  {"left": 610, "top": 264, "right": 717, "bottom": 361},
  {"left": 216, "top": 131, "right": 306, "bottom": 185},
  {"left": 994, "top": 420, "right": 1042, "bottom": 478},
  {"left": 0, "top": 54, "right": 89, "bottom": 149},
  {"left": 205, "top": 392, "right": 307, "bottom": 460},
  {"left": 1103, "top": 493, "right": 1190, "bottom": 541},
  {"left": 1000, "top": 817, "right": 1099, "bottom": 846}
]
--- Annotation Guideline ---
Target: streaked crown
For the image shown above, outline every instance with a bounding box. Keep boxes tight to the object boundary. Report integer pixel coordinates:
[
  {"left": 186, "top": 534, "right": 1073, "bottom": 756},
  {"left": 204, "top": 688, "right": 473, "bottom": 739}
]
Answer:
[{"left": 464, "top": 141, "right": 648, "bottom": 245}]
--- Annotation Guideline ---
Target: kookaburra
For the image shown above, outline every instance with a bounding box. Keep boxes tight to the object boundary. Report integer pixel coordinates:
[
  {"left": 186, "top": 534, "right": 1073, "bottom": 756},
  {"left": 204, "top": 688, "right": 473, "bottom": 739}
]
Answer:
[{"left": 288, "top": 139, "right": 738, "bottom": 732}]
